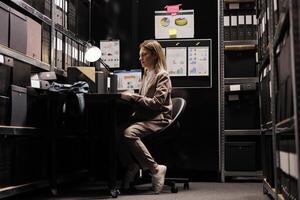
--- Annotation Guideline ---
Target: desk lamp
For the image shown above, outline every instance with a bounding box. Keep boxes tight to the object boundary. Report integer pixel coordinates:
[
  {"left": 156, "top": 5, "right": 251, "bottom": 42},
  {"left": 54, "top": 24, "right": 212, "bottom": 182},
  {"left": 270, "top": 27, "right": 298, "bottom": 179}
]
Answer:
[{"left": 85, "top": 44, "right": 117, "bottom": 94}]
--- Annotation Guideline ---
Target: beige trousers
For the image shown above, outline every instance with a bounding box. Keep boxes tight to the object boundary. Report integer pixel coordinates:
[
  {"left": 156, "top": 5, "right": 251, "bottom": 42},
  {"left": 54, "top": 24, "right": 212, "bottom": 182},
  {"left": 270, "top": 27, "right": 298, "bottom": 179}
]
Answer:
[{"left": 120, "top": 120, "right": 168, "bottom": 171}]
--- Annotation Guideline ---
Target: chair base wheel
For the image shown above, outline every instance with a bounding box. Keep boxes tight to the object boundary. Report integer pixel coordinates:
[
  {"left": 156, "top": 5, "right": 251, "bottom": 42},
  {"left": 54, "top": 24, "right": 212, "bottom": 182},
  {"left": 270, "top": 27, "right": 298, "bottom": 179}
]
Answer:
[
  {"left": 110, "top": 188, "right": 120, "bottom": 198},
  {"left": 51, "top": 188, "right": 58, "bottom": 196},
  {"left": 183, "top": 182, "right": 189, "bottom": 190},
  {"left": 171, "top": 185, "right": 178, "bottom": 193}
]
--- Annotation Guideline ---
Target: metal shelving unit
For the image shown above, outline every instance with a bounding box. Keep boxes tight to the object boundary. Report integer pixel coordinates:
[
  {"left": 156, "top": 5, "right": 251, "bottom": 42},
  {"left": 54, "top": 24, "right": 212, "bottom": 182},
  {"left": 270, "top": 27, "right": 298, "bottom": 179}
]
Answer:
[
  {"left": 0, "top": 44, "right": 50, "bottom": 72},
  {"left": 220, "top": 0, "right": 261, "bottom": 182},
  {"left": 259, "top": 0, "right": 300, "bottom": 198},
  {"left": 8, "top": 0, "right": 52, "bottom": 25},
  {"left": 0, "top": 126, "right": 38, "bottom": 135},
  {"left": 224, "top": 170, "right": 263, "bottom": 177},
  {"left": 0, "top": 181, "right": 49, "bottom": 199},
  {"left": 225, "top": 77, "right": 259, "bottom": 84},
  {"left": 224, "top": 40, "right": 257, "bottom": 51},
  {"left": 224, "top": 129, "right": 261, "bottom": 136},
  {"left": 219, "top": 0, "right": 226, "bottom": 182},
  {"left": 0, "top": 0, "right": 90, "bottom": 198}
]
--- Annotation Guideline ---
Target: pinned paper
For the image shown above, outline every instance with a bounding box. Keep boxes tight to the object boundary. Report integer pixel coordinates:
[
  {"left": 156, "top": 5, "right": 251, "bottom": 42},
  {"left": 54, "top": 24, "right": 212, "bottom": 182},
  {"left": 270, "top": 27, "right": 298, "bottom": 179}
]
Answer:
[
  {"left": 169, "top": 28, "right": 177, "bottom": 38},
  {"left": 164, "top": 4, "right": 182, "bottom": 16},
  {"left": 155, "top": 9, "right": 194, "bottom": 39}
]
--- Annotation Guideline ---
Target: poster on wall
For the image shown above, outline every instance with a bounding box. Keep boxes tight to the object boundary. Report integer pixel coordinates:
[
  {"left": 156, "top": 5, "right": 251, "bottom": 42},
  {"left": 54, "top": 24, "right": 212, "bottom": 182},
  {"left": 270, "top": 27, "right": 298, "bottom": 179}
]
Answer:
[
  {"left": 99, "top": 40, "right": 120, "bottom": 68},
  {"left": 188, "top": 46, "right": 209, "bottom": 76},
  {"left": 155, "top": 10, "right": 194, "bottom": 39},
  {"left": 166, "top": 47, "right": 187, "bottom": 76}
]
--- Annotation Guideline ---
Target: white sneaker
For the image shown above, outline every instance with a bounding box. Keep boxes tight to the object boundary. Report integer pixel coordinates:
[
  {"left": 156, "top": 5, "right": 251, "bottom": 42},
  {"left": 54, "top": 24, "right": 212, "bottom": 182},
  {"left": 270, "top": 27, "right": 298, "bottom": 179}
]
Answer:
[
  {"left": 152, "top": 165, "right": 167, "bottom": 194},
  {"left": 123, "top": 163, "right": 140, "bottom": 190}
]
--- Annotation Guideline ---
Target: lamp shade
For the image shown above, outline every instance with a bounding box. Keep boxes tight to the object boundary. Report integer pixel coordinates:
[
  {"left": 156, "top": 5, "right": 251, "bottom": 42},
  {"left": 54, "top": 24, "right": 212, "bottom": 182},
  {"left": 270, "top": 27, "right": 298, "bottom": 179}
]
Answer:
[{"left": 85, "top": 45, "right": 102, "bottom": 62}]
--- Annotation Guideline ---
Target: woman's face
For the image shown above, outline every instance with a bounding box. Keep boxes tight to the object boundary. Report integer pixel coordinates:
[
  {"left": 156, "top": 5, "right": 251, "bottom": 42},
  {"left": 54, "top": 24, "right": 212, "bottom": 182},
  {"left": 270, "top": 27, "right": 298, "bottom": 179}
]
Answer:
[{"left": 139, "top": 47, "right": 157, "bottom": 70}]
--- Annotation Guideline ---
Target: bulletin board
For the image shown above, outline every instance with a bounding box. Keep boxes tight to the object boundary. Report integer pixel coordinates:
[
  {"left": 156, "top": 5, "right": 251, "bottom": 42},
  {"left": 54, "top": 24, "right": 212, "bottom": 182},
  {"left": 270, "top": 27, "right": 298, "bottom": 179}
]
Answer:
[{"left": 158, "top": 39, "right": 212, "bottom": 88}]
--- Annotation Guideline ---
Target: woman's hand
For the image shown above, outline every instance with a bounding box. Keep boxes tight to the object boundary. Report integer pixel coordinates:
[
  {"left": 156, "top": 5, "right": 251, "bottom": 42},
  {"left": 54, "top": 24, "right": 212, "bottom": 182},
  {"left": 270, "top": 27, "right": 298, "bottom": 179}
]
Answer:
[{"left": 121, "top": 90, "right": 133, "bottom": 101}]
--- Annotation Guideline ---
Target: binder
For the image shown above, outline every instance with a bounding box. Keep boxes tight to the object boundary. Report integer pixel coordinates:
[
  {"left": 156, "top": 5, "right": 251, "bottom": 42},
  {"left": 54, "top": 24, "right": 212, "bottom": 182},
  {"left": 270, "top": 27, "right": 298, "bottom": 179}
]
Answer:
[
  {"left": 64, "top": 37, "right": 72, "bottom": 70},
  {"left": 224, "top": 4, "right": 231, "bottom": 41},
  {"left": 0, "top": 95, "right": 10, "bottom": 126},
  {"left": 0, "top": 2, "right": 9, "bottom": 47},
  {"left": 224, "top": 15, "right": 230, "bottom": 41},
  {"left": 10, "top": 85, "right": 27, "bottom": 126},
  {"left": 289, "top": 140, "right": 297, "bottom": 199},
  {"left": 230, "top": 15, "right": 238, "bottom": 40},
  {"left": 245, "top": 14, "right": 253, "bottom": 40},
  {"left": 0, "top": 63, "right": 12, "bottom": 96},
  {"left": 9, "top": 8, "right": 27, "bottom": 54},
  {"left": 68, "top": 0, "right": 76, "bottom": 33},
  {"left": 78, "top": 44, "right": 84, "bottom": 66},
  {"left": 22, "top": 0, "right": 50, "bottom": 18},
  {"left": 56, "top": 31, "right": 63, "bottom": 70},
  {"left": 63, "top": 0, "right": 68, "bottom": 30},
  {"left": 286, "top": 77, "right": 293, "bottom": 118},
  {"left": 238, "top": 15, "right": 246, "bottom": 40},
  {"left": 71, "top": 40, "right": 79, "bottom": 66},
  {"left": 260, "top": 66, "right": 272, "bottom": 125},
  {"left": 77, "top": 0, "right": 89, "bottom": 40},
  {"left": 53, "top": 0, "right": 63, "bottom": 26},
  {"left": 273, "top": 0, "right": 279, "bottom": 26},
  {"left": 253, "top": 15, "right": 257, "bottom": 40},
  {"left": 26, "top": 17, "right": 42, "bottom": 60},
  {"left": 42, "top": 23, "right": 51, "bottom": 64},
  {"left": 44, "top": 0, "right": 51, "bottom": 18},
  {"left": 278, "top": 140, "right": 290, "bottom": 199},
  {"left": 277, "top": 32, "right": 292, "bottom": 120},
  {"left": 67, "top": 38, "right": 72, "bottom": 69}
]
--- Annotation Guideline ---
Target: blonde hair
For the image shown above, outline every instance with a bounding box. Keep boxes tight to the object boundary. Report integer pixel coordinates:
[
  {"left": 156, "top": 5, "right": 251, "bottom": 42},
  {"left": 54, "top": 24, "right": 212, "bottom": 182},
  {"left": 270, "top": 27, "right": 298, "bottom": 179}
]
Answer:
[{"left": 139, "top": 39, "right": 167, "bottom": 73}]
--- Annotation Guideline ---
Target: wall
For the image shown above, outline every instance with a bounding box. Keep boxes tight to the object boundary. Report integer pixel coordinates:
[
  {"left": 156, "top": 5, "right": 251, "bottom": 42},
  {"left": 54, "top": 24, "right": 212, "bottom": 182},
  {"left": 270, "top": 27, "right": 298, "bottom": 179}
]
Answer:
[{"left": 92, "top": 0, "right": 219, "bottom": 180}]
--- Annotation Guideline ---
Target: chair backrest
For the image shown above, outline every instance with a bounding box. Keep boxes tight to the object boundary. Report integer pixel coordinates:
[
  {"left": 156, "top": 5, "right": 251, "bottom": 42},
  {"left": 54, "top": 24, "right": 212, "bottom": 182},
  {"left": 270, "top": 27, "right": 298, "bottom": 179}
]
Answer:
[
  {"left": 158, "top": 97, "right": 186, "bottom": 133},
  {"left": 171, "top": 97, "right": 186, "bottom": 123}
]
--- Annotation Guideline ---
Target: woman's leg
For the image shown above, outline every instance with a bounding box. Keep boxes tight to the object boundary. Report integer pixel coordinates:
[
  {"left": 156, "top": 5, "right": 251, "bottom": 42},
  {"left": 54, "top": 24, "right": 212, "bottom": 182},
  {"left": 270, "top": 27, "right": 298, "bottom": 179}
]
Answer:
[{"left": 123, "top": 123, "right": 158, "bottom": 172}]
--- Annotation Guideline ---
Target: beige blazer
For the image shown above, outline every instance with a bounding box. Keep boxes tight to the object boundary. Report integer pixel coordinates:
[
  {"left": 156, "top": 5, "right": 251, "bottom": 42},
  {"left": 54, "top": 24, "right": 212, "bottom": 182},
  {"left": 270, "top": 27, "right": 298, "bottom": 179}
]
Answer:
[{"left": 130, "top": 70, "right": 172, "bottom": 129}]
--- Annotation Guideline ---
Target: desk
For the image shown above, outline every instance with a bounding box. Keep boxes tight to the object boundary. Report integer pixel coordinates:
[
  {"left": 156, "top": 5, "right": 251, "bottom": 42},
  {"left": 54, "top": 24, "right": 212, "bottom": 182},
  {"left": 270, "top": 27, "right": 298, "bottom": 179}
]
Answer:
[{"left": 84, "top": 93, "right": 121, "bottom": 198}]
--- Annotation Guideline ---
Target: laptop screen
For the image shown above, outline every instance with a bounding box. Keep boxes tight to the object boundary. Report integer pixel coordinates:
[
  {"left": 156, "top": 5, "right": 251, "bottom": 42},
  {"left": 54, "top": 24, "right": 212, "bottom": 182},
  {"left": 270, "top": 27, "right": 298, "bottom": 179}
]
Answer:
[{"left": 114, "top": 69, "right": 142, "bottom": 91}]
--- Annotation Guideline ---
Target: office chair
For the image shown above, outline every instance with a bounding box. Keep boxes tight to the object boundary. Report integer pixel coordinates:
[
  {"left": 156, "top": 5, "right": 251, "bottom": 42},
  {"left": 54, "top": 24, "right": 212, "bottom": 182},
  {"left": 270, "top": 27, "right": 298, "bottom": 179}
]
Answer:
[{"left": 133, "top": 97, "right": 189, "bottom": 193}]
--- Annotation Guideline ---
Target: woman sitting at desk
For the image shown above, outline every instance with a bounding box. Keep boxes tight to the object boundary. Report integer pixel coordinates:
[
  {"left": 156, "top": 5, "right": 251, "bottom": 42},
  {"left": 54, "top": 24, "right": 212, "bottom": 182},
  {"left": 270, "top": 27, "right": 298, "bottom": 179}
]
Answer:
[{"left": 120, "top": 39, "right": 172, "bottom": 194}]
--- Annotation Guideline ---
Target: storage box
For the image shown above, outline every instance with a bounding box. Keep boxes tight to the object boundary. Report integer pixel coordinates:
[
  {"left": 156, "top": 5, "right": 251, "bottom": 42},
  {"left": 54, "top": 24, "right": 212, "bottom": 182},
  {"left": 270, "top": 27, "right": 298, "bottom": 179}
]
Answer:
[
  {"left": 26, "top": 17, "right": 41, "bottom": 60},
  {"left": 0, "top": 136, "right": 13, "bottom": 186},
  {"left": 9, "top": 8, "right": 27, "bottom": 54},
  {"left": 0, "top": 2, "right": 9, "bottom": 47},
  {"left": 225, "top": 91, "right": 260, "bottom": 129},
  {"left": 225, "top": 141, "right": 256, "bottom": 171},
  {"left": 0, "top": 63, "right": 12, "bottom": 96},
  {"left": 225, "top": 49, "right": 257, "bottom": 78},
  {"left": 12, "top": 60, "right": 31, "bottom": 87},
  {"left": 0, "top": 95, "right": 10, "bottom": 125},
  {"left": 10, "top": 85, "right": 27, "bottom": 126},
  {"left": 42, "top": 23, "right": 51, "bottom": 64},
  {"left": 12, "top": 136, "right": 48, "bottom": 185}
]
